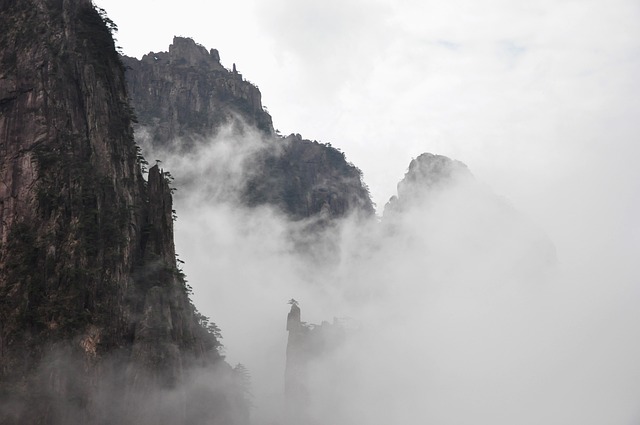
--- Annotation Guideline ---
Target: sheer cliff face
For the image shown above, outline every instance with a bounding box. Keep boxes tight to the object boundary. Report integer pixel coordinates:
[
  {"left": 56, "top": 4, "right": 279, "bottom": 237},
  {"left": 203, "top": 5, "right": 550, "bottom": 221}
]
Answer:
[
  {"left": 0, "top": 1, "right": 227, "bottom": 424},
  {"left": 123, "top": 38, "right": 374, "bottom": 220},
  {"left": 243, "top": 134, "right": 375, "bottom": 220},
  {"left": 0, "top": 0, "right": 141, "bottom": 348},
  {"left": 122, "top": 37, "right": 274, "bottom": 147}
]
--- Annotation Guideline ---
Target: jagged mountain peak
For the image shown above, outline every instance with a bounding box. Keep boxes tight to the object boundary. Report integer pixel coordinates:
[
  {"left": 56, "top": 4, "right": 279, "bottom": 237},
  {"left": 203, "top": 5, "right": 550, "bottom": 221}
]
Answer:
[
  {"left": 401, "top": 153, "right": 472, "bottom": 191},
  {"left": 122, "top": 39, "right": 274, "bottom": 146},
  {"left": 384, "top": 152, "right": 473, "bottom": 216},
  {"left": 165, "top": 36, "right": 225, "bottom": 69},
  {"left": 383, "top": 151, "right": 556, "bottom": 280},
  {"left": 137, "top": 36, "right": 232, "bottom": 75},
  {"left": 124, "top": 38, "right": 375, "bottom": 220}
]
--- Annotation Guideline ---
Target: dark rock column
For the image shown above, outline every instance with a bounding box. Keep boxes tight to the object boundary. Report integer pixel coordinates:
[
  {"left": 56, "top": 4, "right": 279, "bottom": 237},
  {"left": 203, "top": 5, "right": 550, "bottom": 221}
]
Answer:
[{"left": 285, "top": 302, "right": 310, "bottom": 424}]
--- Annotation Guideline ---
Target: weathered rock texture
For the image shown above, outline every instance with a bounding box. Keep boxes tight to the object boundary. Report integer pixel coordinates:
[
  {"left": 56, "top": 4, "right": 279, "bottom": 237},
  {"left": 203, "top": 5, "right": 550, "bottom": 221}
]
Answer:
[
  {"left": 243, "top": 134, "right": 375, "bottom": 220},
  {"left": 0, "top": 1, "right": 242, "bottom": 424},
  {"left": 122, "top": 39, "right": 374, "bottom": 220},
  {"left": 122, "top": 36, "right": 274, "bottom": 147}
]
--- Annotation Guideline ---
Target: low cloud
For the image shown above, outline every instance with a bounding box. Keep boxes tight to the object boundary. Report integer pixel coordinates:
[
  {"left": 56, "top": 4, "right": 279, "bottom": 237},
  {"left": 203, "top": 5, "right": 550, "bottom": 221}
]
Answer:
[{"left": 132, "top": 123, "right": 640, "bottom": 425}]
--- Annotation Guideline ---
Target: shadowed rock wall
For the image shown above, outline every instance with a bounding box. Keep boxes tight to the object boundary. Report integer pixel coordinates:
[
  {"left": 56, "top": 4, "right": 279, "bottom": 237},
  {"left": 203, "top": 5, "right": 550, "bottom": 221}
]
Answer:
[{"left": 0, "top": 2, "right": 238, "bottom": 424}]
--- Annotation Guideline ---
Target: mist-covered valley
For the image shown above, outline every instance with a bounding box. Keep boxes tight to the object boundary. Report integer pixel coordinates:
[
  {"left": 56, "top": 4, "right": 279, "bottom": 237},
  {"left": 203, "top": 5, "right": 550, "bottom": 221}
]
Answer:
[
  {"left": 140, "top": 114, "right": 635, "bottom": 424},
  {"left": 126, "top": 28, "right": 640, "bottom": 423},
  {"left": 1, "top": 1, "right": 639, "bottom": 424}
]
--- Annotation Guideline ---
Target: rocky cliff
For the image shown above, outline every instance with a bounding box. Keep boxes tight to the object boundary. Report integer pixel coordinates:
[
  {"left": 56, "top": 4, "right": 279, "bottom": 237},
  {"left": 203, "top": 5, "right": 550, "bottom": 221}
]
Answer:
[
  {"left": 122, "top": 38, "right": 374, "bottom": 220},
  {"left": 122, "top": 37, "right": 274, "bottom": 148},
  {"left": 0, "top": 1, "right": 241, "bottom": 424},
  {"left": 242, "top": 133, "right": 374, "bottom": 220}
]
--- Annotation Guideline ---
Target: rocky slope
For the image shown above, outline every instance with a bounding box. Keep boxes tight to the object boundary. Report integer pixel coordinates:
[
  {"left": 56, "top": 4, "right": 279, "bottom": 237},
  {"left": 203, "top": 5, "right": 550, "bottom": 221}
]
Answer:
[
  {"left": 122, "top": 36, "right": 274, "bottom": 148},
  {"left": 242, "top": 133, "right": 374, "bottom": 220},
  {"left": 0, "top": 1, "right": 243, "bottom": 424},
  {"left": 123, "top": 38, "right": 374, "bottom": 220}
]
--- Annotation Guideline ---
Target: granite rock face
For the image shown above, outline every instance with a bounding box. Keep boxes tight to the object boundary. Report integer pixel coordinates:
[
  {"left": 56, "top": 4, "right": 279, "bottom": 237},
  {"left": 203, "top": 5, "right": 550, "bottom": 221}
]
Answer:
[
  {"left": 123, "top": 39, "right": 374, "bottom": 220},
  {"left": 122, "top": 36, "right": 274, "bottom": 148},
  {"left": 0, "top": 2, "right": 239, "bottom": 424},
  {"left": 243, "top": 134, "right": 375, "bottom": 220}
]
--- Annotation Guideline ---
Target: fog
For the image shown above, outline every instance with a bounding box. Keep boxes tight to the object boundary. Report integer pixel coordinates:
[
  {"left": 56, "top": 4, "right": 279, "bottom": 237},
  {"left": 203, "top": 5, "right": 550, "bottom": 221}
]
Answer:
[{"left": 138, "top": 119, "right": 640, "bottom": 424}]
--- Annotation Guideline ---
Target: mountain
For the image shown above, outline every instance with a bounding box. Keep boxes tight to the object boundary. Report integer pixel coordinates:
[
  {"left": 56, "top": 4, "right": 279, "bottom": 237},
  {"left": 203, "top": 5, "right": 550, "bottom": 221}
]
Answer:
[
  {"left": 121, "top": 37, "right": 274, "bottom": 148},
  {"left": 242, "top": 133, "right": 374, "bottom": 220},
  {"left": 0, "top": 1, "right": 245, "bottom": 424},
  {"left": 383, "top": 153, "right": 473, "bottom": 216},
  {"left": 383, "top": 153, "right": 556, "bottom": 278},
  {"left": 122, "top": 38, "right": 375, "bottom": 220}
]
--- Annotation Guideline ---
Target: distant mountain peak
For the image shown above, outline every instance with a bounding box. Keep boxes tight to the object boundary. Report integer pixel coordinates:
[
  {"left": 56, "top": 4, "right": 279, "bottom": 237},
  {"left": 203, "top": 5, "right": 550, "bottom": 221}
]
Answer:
[
  {"left": 384, "top": 152, "right": 473, "bottom": 215},
  {"left": 141, "top": 36, "right": 226, "bottom": 71},
  {"left": 402, "top": 153, "right": 472, "bottom": 190},
  {"left": 123, "top": 38, "right": 374, "bottom": 220},
  {"left": 122, "top": 39, "right": 273, "bottom": 145}
]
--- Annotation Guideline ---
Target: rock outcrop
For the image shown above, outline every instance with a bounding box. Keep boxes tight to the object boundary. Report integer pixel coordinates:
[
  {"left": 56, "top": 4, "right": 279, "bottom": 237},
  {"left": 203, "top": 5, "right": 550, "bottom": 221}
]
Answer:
[
  {"left": 122, "top": 36, "right": 274, "bottom": 148},
  {"left": 0, "top": 2, "right": 241, "bottom": 424},
  {"left": 122, "top": 38, "right": 374, "bottom": 220},
  {"left": 284, "top": 302, "right": 346, "bottom": 424},
  {"left": 383, "top": 152, "right": 556, "bottom": 275},
  {"left": 383, "top": 152, "right": 473, "bottom": 216},
  {"left": 243, "top": 134, "right": 375, "bottom": 220}
]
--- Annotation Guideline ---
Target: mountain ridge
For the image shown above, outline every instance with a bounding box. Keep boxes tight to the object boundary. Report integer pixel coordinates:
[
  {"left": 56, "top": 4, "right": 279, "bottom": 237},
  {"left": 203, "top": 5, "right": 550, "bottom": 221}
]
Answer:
[
  {"left": 121, "top": 36, "right": 274, "bottom": 148},
  {"left": 123, "top": 37, "right": 375, "bottom": 220}
]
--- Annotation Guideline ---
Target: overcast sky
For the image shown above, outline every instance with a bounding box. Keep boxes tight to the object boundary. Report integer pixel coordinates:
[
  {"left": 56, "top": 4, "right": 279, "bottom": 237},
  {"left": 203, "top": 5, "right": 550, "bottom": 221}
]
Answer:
[{"left": 99, "top": 1, "right": 640, "bottom": 422}]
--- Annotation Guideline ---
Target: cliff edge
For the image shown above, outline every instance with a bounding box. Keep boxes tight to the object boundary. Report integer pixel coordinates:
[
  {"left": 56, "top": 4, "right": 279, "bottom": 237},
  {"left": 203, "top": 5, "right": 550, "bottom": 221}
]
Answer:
[{"left": 0, "top": 2, "right": 240, "bottom": 424}]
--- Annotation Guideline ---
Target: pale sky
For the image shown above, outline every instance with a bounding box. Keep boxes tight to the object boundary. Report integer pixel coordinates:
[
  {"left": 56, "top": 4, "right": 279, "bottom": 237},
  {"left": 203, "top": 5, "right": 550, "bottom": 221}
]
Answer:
[{"left": 98, "top": 1, "right": 640, "bottom": 423}]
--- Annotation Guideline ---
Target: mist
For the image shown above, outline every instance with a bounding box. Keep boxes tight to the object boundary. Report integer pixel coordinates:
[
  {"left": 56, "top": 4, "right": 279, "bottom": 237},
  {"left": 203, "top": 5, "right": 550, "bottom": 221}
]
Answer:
[{"left": 135, "top": 112, "right": 640, "bottom": 425}]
